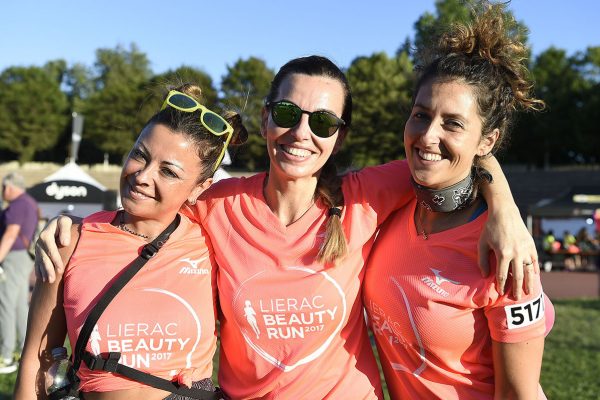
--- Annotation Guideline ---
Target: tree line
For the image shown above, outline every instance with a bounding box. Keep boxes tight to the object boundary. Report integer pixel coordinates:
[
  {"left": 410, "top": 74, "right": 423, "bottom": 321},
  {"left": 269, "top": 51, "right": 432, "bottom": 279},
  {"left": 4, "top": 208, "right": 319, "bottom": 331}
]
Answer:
[{"left": 0, "top": 0, "right": 598, "bottom": 171}]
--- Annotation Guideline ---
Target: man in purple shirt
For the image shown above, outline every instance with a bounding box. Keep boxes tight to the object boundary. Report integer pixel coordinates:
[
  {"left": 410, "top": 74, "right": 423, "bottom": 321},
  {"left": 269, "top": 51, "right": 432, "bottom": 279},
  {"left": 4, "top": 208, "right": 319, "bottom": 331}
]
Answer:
[{"left": 0, "top": 172, "right": 38, "bottom": 374}]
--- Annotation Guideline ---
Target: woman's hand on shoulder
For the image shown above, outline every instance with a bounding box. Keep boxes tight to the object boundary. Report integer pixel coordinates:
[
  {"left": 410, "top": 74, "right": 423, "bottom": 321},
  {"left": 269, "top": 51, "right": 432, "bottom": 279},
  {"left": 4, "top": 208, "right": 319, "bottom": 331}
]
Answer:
[
  {"left": 35, "top": 215, "right": 80, "bottom": 283},
  {"left": 479, "top": 205, "right": 539, "bottom": 300}
]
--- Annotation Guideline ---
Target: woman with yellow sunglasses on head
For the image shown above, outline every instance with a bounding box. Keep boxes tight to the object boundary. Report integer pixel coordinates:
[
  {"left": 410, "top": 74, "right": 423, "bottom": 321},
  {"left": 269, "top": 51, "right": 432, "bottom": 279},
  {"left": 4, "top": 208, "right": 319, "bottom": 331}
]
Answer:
[{"left": 15, "top": 84, "right": 246, "bottom": 400}]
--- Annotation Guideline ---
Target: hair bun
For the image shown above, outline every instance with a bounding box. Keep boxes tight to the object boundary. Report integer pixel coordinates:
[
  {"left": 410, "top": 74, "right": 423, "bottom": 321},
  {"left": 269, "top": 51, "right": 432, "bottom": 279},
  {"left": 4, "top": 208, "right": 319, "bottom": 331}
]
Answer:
[
  {"left": 172, "top": 83, "right": 204, "bottom": 103},
  {"left": 439, "top": 5, "right": 524, "bottom": 66},
  {"left": 434, "top": 3, "right": 544, "bottom": 113},
  {"left": 222, "top": 111, "right": 249, "bottom": 145}
]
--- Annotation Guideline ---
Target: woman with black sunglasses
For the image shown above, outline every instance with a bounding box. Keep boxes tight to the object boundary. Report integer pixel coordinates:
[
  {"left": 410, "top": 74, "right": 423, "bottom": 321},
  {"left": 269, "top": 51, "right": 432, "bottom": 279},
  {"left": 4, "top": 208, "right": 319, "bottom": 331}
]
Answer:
[
  {"left": 184, "top": 56, "right": 538, "bottom": 399},
  {"left": 15, "top": 84, "right": 246, "bottom": 400},
  {"left": 35, "top": 57, "right": 538, "bottom": 399}
]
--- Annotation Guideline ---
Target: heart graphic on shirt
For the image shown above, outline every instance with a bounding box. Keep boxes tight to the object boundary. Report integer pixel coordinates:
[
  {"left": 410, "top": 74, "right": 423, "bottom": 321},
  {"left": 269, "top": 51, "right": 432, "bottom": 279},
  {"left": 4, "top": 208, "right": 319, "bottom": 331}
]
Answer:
[{"left": 232, "top": 266, "right": 347, "bottom": 372}]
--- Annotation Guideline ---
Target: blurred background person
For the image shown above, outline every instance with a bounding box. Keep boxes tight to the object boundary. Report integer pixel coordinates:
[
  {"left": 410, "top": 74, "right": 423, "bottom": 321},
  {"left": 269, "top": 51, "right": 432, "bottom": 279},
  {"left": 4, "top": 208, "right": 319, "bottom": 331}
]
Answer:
[{"left": 0, "top": 172, "right": 38, "bottom": 374}]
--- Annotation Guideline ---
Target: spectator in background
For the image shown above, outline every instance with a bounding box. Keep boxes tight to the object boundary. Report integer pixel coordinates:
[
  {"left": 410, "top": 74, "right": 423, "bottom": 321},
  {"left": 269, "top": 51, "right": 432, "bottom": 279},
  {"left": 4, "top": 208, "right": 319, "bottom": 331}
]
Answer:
[
  {"left": 576, "top": 227, "right": 595, "bottom": 252},
  {"left": 543, "top": 229, "right": 557, "bottom": 252},
  {"left": 562, "top": 230, "right": 580, "bottom": 270},
  {"left": 0, "top": 172, "right": 38, "bottom": 374},
  {"left": 576, "top": 227, "right": 599, "bottom": 270},
  {"left": 562, "top": 230, "right": 577, "bottom": 251},
  {"left": 541, "top": 229, "right": 561, "bottom": 272}
]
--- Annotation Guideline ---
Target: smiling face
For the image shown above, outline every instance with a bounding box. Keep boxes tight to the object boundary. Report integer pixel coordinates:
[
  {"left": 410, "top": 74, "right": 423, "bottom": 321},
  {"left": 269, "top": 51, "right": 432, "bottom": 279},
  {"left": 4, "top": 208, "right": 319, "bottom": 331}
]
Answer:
[
  {"left": 404, "top": 79, "right": 498, "bottom": 189},
  {"left": 120, "top": 123, "right": 211, "bottom": 222},
  {"left": 261, "top": 73, "right": 347, "bottom": 183}
]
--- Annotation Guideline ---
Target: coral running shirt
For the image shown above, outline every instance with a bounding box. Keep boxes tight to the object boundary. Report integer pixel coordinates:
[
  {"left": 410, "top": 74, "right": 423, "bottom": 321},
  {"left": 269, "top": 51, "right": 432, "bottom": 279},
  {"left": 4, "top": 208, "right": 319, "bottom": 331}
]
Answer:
[
  {"left": 364, "top": 200, "right": 549, "bottom": 399},
  {"left": 63, "top": 211, "right": 217, "bottom": 392},
  {"left": 189, "top": 160, "right": 412, "bottom": 399}
]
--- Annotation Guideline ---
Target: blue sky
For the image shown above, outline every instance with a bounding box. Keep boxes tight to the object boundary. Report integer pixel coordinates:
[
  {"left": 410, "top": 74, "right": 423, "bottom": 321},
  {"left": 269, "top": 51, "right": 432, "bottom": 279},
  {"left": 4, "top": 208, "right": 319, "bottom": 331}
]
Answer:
[{"left": 1, "top": 0, "right": 597, "bottom": 84}]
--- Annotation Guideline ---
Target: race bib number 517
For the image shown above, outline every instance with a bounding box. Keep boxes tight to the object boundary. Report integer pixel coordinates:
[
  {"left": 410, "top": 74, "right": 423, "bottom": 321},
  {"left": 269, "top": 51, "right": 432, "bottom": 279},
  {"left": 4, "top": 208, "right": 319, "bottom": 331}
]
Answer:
[{"left": 504, "top": 292, "right": 545, "bottom": 329}]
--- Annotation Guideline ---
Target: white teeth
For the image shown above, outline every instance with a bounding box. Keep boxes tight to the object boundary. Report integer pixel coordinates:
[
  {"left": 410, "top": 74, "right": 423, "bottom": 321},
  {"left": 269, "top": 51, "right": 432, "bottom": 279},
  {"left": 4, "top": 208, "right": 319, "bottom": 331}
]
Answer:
[
  {"left": 419, "top": 150, "right": 442, "bottom": 161},
  {"left": 282, "top": 145, "right": 311, "bottom": 158}
]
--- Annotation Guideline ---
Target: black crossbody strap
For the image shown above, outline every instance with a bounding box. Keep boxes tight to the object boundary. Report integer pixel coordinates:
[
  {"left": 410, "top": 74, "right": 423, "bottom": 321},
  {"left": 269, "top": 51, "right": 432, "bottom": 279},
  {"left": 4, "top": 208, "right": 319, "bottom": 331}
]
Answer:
[
  {"left": 73, "top": 214, "right": 181, "bottom": 371},
  {"left": 71, "top": 213, "right": 223, "bottom": 399},
  {"left": 81, "top": 351, "right": 222, "bottom": 399}
]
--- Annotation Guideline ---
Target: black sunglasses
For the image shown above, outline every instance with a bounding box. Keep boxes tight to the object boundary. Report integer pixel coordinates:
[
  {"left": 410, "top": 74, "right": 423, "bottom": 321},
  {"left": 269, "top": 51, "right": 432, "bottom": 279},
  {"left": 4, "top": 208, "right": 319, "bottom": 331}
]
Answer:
[{"left": 266, "top": 100, "right": 345, "bottom": 138}]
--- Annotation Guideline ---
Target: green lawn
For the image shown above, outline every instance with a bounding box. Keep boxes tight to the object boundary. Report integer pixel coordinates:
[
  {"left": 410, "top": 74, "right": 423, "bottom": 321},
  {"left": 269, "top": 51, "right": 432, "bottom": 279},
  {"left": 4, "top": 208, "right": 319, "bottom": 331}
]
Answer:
[
  {"left": 3, "top": 298, "right": 599, "bottom": 399},
  {"left": 540, "top": 298, "right": 600, "bottom": 399}
]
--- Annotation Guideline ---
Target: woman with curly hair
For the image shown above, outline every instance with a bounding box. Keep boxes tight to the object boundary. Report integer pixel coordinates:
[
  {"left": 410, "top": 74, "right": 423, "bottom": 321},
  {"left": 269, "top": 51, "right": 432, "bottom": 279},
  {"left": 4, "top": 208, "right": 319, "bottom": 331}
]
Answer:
[{"left": 364, "top": 4, "right": 551, "bottom": 399}]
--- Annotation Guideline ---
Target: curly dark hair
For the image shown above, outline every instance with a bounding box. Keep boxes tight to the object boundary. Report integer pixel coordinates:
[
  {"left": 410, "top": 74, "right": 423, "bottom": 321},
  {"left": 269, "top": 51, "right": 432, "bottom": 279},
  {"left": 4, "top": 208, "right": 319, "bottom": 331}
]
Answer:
[{"left": 414, "top": 2, "right": 545, "bottom": 157}]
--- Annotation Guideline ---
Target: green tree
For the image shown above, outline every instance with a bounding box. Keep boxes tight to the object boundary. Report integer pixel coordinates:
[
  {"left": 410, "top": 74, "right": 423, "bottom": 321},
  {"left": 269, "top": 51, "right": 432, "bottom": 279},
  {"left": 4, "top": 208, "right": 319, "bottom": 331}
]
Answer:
[
  {"left": 83, "top": 44, "right": 152, "bottom": 161},
  {"left": 64, "top": 63, "right": 95, "bottom": 112},
  {"left": 509, "top": 47, "right": 586, "bottom": 167},
  {"left": 412, "top": 0, "right": 528, "bottom": 64},
  {"left": 24, "top": 61, "right": 95, "bottom": 163},
  {"left": 140, "top": 66, "right": 218, "bottom": 124},
  {"left": 0, "top": 66, "right": 68, "bottom": 162},
  {"left": 412, "top": 0, "right": 471, "bottom": 64},
  {"left": 575, "top": 47, "right": 600, "bottom": 163},
  {"left": 43, "top": 59, "right": 68, "bottom": 85},
  {"left": 38, "top": 63, "right": 96, "bottom": 164},
  {"left": 344, "top": 51, "right": 414, "bottom": 167},
  {"left": 220, "top": 57, "right": 274, "bottom": 171}
]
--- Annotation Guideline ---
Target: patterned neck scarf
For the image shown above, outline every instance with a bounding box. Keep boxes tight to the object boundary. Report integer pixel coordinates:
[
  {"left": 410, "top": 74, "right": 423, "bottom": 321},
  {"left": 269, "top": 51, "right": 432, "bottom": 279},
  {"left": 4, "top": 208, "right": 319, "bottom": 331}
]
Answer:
[{"left": 412, "top": 171, "right": 475, "bottom": 213}]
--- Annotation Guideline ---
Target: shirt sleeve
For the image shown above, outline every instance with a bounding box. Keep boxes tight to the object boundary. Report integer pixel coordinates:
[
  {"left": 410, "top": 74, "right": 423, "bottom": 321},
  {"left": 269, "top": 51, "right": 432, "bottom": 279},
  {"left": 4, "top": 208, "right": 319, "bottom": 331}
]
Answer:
[
  {"left": 484, "top": 274, "right": 548, "bottom": 343},
  {"left": 343, "top": 160, "right": 414, "bottom": 225},
  {"left": 183, "top": 175, "right": 246, "bottom": 224},
  {"left": 182, "top": 186, "right": 216, "bottom": 224},
  {"left": 4, "top": 200, "right": 26, "bottom": 226},
  {"left": 180, "top": 203, "right": 206, "bottom": 224}
]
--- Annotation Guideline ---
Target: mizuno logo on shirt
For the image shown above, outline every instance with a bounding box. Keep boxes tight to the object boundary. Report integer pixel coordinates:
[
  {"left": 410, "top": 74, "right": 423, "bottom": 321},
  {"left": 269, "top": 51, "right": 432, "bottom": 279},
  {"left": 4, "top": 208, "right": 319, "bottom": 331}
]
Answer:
[
  {"left": 430, "top": 268, "right": 460, "bottom": 285},
  {"left": 178, "top": 257, "right": 210, "bottom": 275},
  {"left": 420, "top": 268, "right": 460, "bottom": 298}
]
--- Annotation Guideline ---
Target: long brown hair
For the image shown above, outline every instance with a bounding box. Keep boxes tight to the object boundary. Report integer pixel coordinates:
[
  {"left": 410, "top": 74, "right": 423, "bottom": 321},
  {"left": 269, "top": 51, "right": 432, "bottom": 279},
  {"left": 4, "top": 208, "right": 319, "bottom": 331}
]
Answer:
[{"left": 266, "top": 56, "right": 352, "bottom": 264}]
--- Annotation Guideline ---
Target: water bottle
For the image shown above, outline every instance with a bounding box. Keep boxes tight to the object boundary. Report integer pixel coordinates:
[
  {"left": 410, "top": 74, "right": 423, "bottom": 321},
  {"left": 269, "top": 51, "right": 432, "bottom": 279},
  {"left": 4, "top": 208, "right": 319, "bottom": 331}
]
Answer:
[{"left": 45, "top": 347, "right": 78, "bottom": 399}]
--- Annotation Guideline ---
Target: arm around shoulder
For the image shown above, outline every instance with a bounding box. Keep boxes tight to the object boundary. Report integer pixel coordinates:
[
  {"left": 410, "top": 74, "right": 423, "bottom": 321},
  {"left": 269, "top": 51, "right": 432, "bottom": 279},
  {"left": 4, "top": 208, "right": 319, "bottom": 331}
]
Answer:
[
  {"left": 478, "top": 156, "right": 538, "bottom": 299},
  {"left": 14, "top": 224, "right": 81, "bottom": 399}
]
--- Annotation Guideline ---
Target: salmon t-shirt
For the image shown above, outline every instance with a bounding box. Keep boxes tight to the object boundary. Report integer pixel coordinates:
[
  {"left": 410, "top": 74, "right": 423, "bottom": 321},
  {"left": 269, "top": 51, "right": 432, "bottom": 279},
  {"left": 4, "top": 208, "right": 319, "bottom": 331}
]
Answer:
[
  {"left": 188, "top": 160, "right": 412, "bottom": 399},
  {"left": 63, "top": 211, "right": 217, "bottom": 392},
  {"left": 363, "top": 199, "right": 550, "bottom": 399}
]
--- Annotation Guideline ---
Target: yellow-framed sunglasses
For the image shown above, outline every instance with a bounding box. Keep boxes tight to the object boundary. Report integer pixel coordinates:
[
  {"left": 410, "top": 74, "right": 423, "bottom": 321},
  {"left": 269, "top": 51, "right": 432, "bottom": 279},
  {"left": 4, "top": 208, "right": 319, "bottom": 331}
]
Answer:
[{"left": 161, "top": 90, "right": 241, "bottom": 171}]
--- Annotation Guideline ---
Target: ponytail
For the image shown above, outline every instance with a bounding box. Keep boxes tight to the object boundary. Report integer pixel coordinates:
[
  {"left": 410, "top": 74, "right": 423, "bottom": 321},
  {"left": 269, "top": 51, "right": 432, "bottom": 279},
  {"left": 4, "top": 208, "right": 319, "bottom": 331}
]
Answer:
[{"left": 316, "top": 160, "right": 347, "bottom": 264}]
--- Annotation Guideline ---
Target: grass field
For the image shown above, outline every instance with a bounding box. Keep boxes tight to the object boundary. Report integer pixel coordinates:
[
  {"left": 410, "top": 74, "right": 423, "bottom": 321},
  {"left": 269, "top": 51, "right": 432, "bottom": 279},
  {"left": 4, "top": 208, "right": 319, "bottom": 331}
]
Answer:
[{"left": 2, "top": 298, "right": 598, "bottom": 399}]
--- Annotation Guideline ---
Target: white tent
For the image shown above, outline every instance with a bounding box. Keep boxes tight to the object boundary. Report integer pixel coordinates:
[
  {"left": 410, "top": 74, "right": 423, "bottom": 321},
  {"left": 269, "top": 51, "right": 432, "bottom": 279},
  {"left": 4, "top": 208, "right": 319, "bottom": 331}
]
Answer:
[
  {"left": 27, "top": 162, "right": 116, "bottom": 219},
  {"left": 42, "top": 162, "right": 106, "bottom": 190}
]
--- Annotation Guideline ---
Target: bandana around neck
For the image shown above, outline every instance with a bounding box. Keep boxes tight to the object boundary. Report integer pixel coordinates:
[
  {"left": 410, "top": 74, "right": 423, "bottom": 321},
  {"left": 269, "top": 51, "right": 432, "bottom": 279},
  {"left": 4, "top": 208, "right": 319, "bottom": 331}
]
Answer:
[{"left": 412, "top": 171, "right": 475, "bottom": 213}]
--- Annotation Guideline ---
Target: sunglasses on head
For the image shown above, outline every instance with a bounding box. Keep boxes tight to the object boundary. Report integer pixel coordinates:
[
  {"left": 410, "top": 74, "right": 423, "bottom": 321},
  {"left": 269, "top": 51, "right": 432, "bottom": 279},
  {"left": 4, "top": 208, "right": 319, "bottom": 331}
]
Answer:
[
  {"left": 161, "top": 90, "right": 247, "bottom": 171},
  {"left": 266, "top": 100, "right": 345, "bottom": 138}
]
